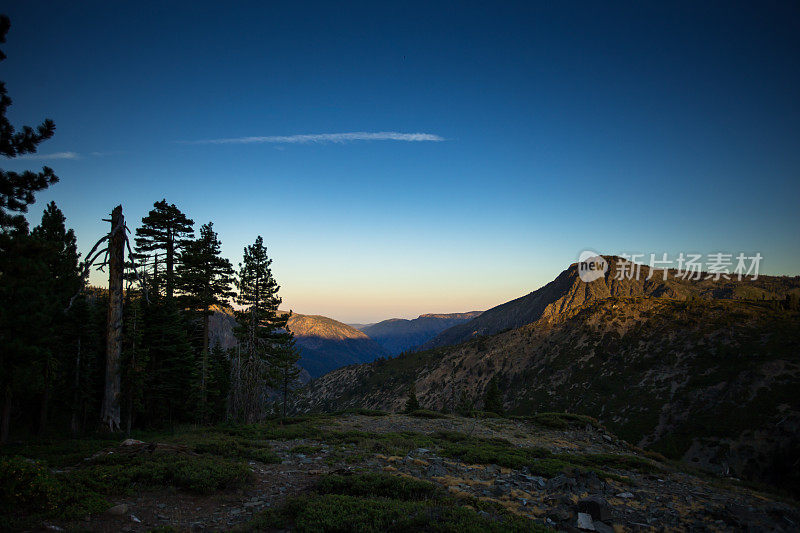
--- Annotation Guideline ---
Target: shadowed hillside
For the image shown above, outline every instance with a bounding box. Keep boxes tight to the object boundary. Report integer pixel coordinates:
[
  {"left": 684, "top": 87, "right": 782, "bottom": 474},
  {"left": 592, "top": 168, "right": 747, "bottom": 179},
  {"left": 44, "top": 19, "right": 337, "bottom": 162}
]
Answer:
[
  {"left": 209, "top": 308, "right": 386, "bottom": 378},
  {"left": 358, "top": 311, "right": 482, "bottom": 355}
]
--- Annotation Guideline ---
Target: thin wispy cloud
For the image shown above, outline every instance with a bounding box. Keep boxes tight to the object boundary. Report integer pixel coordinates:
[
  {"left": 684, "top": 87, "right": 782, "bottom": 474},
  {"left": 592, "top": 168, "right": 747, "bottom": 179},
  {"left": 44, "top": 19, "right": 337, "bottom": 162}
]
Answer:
[
  {"left": 17, "top": 151, "right": 81, "bottom": 160},
  {"left": 180, "top": 131, "right": 445, "bottom": 145}
]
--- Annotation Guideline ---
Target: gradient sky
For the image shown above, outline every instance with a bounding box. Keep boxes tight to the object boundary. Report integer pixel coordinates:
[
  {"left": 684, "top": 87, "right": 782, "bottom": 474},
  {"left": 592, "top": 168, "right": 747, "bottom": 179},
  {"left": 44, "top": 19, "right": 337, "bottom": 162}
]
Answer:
[{"left": 3, "top": 2, "right": 799, "bottom": 323}]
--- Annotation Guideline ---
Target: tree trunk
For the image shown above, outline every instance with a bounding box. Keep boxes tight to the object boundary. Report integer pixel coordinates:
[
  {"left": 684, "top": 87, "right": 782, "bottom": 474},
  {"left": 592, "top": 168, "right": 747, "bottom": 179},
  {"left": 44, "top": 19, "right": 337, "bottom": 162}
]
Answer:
[
  {"left": 1, "top": 387, "right": 11, "bottom": 444},
  {"left": 38, "top": 358, "right": 50, "bottom": 435},
  {"left": 101, "top": 205, "right": 124, "bottom": 432},
  {"left": 70, "top": 337, "right": 81, "bottom": 435},
  {"left": 201, "top": 311, "right": 210, "bottom": 422},
  {"left": 166, "top": 229, "right": 174, "bottom": 300}
]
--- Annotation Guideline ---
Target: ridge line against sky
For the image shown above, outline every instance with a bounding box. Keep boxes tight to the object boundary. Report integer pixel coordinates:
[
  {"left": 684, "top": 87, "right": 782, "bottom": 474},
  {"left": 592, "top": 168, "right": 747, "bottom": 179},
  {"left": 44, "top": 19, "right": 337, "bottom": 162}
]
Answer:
[
  {"left": 178, "top": 131, "right": 445, "bottom": 144},
  {"left": 3, "top": 2, "right": 799, "bottom": 323}
]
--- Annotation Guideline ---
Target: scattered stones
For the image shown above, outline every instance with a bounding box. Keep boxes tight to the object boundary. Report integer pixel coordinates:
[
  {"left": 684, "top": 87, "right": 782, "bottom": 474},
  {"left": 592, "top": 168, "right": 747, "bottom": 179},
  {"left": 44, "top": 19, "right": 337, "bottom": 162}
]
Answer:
[
  {"left": 593, "top": 520, "right": 615, "bottom": 533},
  {"left": 617, "top": 492, "right": 635, "bottom": 499},
  {"left": 576, "top": 512, "right": 596, "bottom": 531}
]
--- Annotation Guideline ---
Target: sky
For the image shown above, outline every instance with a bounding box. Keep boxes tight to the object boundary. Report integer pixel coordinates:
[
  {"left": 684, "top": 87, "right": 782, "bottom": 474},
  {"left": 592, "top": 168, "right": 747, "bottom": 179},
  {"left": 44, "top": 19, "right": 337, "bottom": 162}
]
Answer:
[{"left": 3, "top": 2, "right": 799, "bottom": 323}]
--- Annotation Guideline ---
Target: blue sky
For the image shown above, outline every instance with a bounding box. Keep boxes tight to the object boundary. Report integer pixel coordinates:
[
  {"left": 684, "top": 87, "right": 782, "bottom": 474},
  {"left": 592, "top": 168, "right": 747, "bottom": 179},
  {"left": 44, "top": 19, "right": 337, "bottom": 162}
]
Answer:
[{"left": 3, "top": 2, "right": 799, "bottom": 322}]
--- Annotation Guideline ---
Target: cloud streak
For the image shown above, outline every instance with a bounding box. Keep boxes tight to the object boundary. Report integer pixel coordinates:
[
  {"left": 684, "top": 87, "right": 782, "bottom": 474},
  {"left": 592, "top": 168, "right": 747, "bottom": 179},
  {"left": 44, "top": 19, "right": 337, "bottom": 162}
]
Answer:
[
  {"left": 17, "top": 151, "right": 81, "bottom": 160},
  {"left": 181, "top": 131, "right": 445, "bottom": 145}
]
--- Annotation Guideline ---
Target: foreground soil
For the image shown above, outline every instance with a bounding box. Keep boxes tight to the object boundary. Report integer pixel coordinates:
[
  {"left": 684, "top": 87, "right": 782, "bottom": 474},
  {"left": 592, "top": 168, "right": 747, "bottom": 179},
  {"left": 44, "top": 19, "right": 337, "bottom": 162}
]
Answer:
[{"left": 25, "top": 413, "right": 800, "bottom": 532}]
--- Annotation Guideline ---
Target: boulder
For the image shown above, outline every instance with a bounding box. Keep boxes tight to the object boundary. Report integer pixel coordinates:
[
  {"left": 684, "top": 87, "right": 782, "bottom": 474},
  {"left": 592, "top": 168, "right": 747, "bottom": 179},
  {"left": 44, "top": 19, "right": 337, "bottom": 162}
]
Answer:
[{"left": 578, "top": 496, "right": 611, "bottom": 522}]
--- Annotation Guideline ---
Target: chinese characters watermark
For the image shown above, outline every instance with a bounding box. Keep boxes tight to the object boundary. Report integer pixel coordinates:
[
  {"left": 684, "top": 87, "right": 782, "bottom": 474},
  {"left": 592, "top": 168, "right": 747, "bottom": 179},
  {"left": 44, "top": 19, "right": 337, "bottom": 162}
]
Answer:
[{"left": 578, "top": 251, "right": 763, "bottom": 282}]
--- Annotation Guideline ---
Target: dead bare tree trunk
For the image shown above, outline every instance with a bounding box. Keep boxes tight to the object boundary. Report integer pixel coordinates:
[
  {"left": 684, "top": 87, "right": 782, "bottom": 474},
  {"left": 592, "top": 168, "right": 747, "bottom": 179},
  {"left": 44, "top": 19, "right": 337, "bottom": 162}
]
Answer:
[{"left": 101, "top": 205, "right": 124, "bottom": 432}]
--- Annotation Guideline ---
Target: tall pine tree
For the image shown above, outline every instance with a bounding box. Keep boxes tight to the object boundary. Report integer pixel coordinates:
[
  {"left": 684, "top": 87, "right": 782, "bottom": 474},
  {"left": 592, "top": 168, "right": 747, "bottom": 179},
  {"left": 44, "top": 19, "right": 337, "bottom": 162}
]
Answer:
[
  {"left": 135, "top": 200, "right": 194, "bottom": 300},
  {"left": 0, "top": 15, "right": 58, "bottom": 235},
  {"left": 0, "top": 16, "right": 61, "bottom": 440},
  {"left": 31, "top": 202, "right": 82, "bottom": 433},
  {"left": 177, "top": 222, "right": 234, "bottom": 421},
  {"left": 230, "top": 236, "right": 292, "bottom": 423}
]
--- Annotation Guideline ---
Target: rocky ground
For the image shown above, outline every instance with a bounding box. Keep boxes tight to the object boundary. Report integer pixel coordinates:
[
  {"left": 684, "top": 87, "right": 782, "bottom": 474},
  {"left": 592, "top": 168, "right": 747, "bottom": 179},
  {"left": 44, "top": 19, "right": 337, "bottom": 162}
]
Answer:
[{"left": 35, "top": 414, "right": 800, "bottom": 532}]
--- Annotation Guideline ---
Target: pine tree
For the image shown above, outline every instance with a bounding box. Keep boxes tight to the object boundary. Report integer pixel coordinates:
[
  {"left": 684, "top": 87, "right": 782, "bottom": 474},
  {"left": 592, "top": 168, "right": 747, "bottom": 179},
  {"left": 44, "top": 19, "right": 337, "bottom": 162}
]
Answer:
[
  {"left": 134, "top": 200, "right": 194, "bottom": 300},
  {"left": 483, "top": 375, "right": 504, "bottom": 416},
  {"left": 204, "top": 343, "right": 231, "bottom": 422},
  {"left": 0, "top": 15, "right": 58, "bottom": 234},
  {"left": 176, "top": 222, "right": 234, "bottom": 420},
  {"left": 270, "top": 332, "right": 301, "bottom": 419},
  {"left": 141, "top": 299, "right": 193, "bottom": 427},
  {"left": 30, "top": 202, "right": 82, "bottom": 433},
  {"left": 230, "top": 236, "right": 292, "bottom": 423},
  {"left": 455, "top": 391, "right": 474, "bottom": 417},
  {"left": 404, "top": 383, "right": 420, "bottom": 413},
  {"left": 0, "top": 233, "right": 51, "bottom": 441}
]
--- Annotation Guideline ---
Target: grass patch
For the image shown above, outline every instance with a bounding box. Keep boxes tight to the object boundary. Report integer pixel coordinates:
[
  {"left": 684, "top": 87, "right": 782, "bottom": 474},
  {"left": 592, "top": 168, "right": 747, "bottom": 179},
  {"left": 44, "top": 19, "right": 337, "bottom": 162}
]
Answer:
[
  {"left": 291, "top": 444, "right": 323, "bottom": 455},
  {"left": 519, "top": 412, "right": 603, "bottom": 430},
  {"left": 239, "top": 472, "right": 548, "bottom": 532},
  {"left": 176, "top": 432, "right": 281, "bottom": 464},
  {"left": 318, "top": 472, "right": 440, "bottom": 500},
  {"left": 338, "top": 408, "right": 390, "bottom": 417},
  {"left": 408, "top": 409, "right": 448, "bottom": 419}
]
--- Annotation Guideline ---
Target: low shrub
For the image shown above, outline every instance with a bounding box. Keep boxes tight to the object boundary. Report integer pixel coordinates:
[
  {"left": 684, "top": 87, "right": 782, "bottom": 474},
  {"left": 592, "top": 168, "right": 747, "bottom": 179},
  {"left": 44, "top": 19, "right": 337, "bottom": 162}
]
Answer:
[
  {"left": 71, "top": 450, "right": 251, "bottom": 494},
  {"left": 241, "top": 471, "right": 549, "bottom": 533},
  {"left": 408, "top": 409, "right": 447, "bottom": 419},
  {"left": 0, "top": 456, "right": 108, "bottom": 529},
  {"left": 184, "top": 433, "right": 281, "bottom": 464},
  {"left": 318, "top": 473, "right": 439, "bottom": 500}
]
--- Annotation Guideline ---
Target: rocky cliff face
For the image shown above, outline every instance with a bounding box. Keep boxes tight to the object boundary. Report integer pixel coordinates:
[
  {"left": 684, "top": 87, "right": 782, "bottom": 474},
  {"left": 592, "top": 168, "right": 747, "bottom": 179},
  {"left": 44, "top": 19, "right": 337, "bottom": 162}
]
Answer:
[
  {"left": 358, "top": 311, "right": 482, "bottom": 355},
  {"left": 297, "top": 259, "right": 800, "bottom": 495},
  {"left": 423, "top": 256, "right": 799, "bottom": 349}
]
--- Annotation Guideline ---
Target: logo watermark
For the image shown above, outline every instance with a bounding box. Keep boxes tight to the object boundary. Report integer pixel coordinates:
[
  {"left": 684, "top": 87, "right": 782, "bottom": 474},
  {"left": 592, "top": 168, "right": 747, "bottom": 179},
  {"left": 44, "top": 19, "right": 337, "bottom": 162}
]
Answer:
[
  {"left": 577, "top": 251, "right": 763, "bottom": 282},
  {"left": 578, "top": 251, "right": 609, "bottom": 282}
]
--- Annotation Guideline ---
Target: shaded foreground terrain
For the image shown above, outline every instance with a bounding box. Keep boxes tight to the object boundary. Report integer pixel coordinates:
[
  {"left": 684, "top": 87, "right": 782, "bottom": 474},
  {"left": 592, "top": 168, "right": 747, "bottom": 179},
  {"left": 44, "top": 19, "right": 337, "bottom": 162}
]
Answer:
[{"left": 3, "top": 413, "right": 799, "bottom": 532}]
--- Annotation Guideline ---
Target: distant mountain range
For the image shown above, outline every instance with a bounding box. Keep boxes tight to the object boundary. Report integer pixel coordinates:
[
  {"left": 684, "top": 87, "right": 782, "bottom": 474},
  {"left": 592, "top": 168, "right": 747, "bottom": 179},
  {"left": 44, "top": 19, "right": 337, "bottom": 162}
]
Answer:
[
  {"left": 286, "top": 314, "right": 387, "bottom": 377},
  {"left": 296, "top": 256, "right": 800, "bottom": 494},
  {"left": 356, "top": 311, "right": 482, "bottom": 355},
  {"left": 208, "top": 308, "right": 387, "bottom": 379}
]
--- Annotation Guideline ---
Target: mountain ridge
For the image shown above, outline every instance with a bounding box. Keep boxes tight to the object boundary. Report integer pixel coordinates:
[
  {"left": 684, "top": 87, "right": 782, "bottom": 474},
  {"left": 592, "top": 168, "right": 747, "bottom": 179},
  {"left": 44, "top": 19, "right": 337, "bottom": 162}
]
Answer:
[
  {"left": 358, "top": 311, "right": 482, "bottom": 355},
  {"left": 296, "top": 257, "right": 800, "bottom": 494}
]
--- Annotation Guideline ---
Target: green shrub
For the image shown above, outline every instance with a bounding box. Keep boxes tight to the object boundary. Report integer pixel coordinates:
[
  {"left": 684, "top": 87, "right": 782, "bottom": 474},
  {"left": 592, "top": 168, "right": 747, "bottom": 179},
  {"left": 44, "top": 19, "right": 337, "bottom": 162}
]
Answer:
[
  {"left": 318, "top": 473, "right": 439, "bottom": 500},
  {"left": 0, "top": 456, "right": 109, "bottom": 529},
  {"left": 291, "top": 444, "right": 322, "bottom": 454},
  {"left": 0, "top": 438, "right": 118, "bottom": 467},
  {"left": 409, "top": 409, "right": 447, "bottom": 419},
  {"left": 245, "top": 494, "right": 544, "bottom": 532},
  {"left": 513, "top": 412, "right": 602, "bottom": 430},
  {"left": 186, "top": 433, "right": 280, "bottom": 464},
  {"left": 71, "top": 451, "right": 251, "bottom": 494},
  {"left": 440, "top": 441, "right": 550, "bottom": 469},
  {"left": 340, "top": 408, "right": 389, "bottom": 417},
  {"left": 558, "top": 452, "right": 661, "bottom": 474}
]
